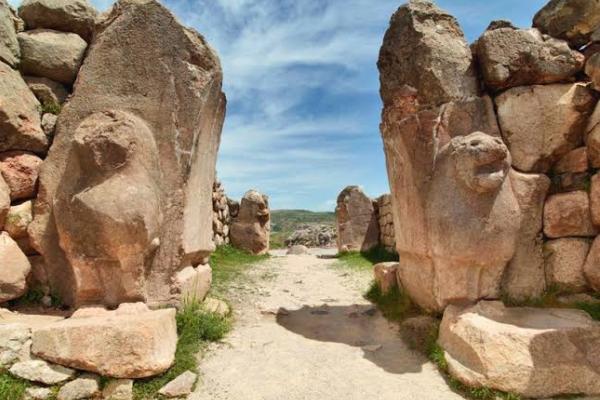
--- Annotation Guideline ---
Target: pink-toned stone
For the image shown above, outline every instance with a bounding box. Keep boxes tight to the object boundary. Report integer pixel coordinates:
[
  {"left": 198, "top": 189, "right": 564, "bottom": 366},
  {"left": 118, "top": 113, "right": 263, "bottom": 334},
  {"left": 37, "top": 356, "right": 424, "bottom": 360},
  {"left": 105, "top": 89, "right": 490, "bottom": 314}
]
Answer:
[
  {"left": 335, "top": 186, "right": 379, "bottom": 253},
  {"left": 544, "top": 191, "right": 596, "bottom": 238},
  {"left": 553, "top": 147, "right": 588, "bottom": 174},
  {"left": 584, "top": 236, "right": 600, "bottom": 292},
  {"left": 373, "top": 262, "right": 399, "bottom": 295},
  {"left": 0, "top": 151, "right": 42, "bottom": 201},
  {"left": 544, "top": 238, "right": 590, "bottom": 292}
]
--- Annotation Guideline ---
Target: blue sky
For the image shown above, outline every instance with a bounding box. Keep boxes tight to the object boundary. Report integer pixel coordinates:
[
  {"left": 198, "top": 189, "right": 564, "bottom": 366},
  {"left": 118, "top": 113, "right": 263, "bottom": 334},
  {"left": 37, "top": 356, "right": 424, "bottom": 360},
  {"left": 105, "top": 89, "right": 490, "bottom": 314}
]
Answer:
[{"left": 12, "top": 0, "right": 549, "bottom": 210}]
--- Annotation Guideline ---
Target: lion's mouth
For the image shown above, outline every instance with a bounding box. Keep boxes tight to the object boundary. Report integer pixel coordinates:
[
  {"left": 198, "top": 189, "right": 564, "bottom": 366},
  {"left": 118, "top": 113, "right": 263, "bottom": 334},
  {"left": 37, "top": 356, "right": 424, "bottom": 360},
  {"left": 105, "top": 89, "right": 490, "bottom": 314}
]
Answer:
[{"left": 473, "top": 157, "right": 508, "bottom": 190}]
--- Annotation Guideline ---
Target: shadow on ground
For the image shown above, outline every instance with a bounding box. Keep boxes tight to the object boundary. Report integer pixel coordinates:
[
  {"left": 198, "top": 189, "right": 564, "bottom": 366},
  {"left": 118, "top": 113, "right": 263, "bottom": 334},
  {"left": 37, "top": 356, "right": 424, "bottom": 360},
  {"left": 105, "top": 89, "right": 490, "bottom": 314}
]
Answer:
[{"left": 276, "top": 304, "right": 428, "bottom": 375}]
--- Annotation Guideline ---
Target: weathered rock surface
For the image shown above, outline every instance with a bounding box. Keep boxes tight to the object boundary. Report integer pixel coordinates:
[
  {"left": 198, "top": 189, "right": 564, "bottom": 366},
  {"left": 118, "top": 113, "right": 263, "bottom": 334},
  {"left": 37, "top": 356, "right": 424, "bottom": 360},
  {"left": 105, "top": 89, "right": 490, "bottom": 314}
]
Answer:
[
  {"left": 476, "top": 27, "right": 584, "bottom": 91},
  {"left": 335, "top": 186, "right": 379, "bottom": 253},
  {"left": 158, "top": 371, "right": 197, "bottom": 398},
  {"left": 202, "top": 297, "right": 230, "bottom": 317},
  {"left": 5, "top": 200, "right": 32, "bottom": 239},
  {"left": 377, "top": 0, "right": 478, "bottom": 108},
  {"left": 544, "top": 238, "right": 590, "bottom": 292},
  {"left": 25, "top": 387, "right": 52, "bottom": 400},
  {"left": 174, "top": 264, "right": 212, "bottom": 304},
  {"left": 544, "top": 191, "right": 596, "bottom": 238},
  {"left": 0, "top": 63, "right": 47, "bottom": 154},
  {"left": 495, "top": 83, "right": 596, "bottom": 173},
  {"left": 588, "top": 104, "right": 600, "bottom": 167},
  {"left": 0, "top": 232, "right": 31, "bottom": 302},
  {"left": 18, "top": 29, "right": 87, "bottom": 85},
  {"left": 584, "top": 236, "right": 600, "bottom": 291},
  {"left": 29, "top": 0, "right": 225, "bottom": 307},
  {"left": 439, "top": 301, "right": 600, "bottom": 398},
  {"left": 285, "top": 224, "right": 336, "bottom": 248},
  {"left": 0, "top": 151, "right": 42, "bottom": 201},
  {"left": 230, "top": 190, "right": 270, "bottom": 255},
  {"left": 590, "top": 174, "right": 600, "bottom": 226},
  {"left": 533, "top": 0, "right": 600, "bottom": 48},
  {"left": 57, "top": 374, "right": 100, "bottom": 400},
  {"left": 376, "top": 194, "right": 396, "bottom": 253},
  {"left": 0, "top": 0, "right": 20, "bottom": 67},
  {"left": 102, "top": 379, "right": 133, "bottom": 400},
  {"left": 41, "top": 113, "right": 57, "bottom": 137},
  {"left": 502, "top": 172, "right": 550, "bottom": 300},
  {"left": 373, "top": 262, "right": 398, "bottom": 295},
  {"left": 553, "top": 146, "right": 588, "bottom": 173},
  {"left": 0, "top": 174, "right": 8, "bottom": 229},
  {"left": 24, "top": 76, "right": 68, "bottom": 106},
  {"left": 588, "top": 52, "right": 600, "bottom": 90},
  {"left": 9, "top": 359, "right": 75, "bottom": 385},
  {"left": 18, "top": 0, "right": 97, "bottom": 42},
  {"left": 32, "top": 304, "right": 177, "bottom": 378}
]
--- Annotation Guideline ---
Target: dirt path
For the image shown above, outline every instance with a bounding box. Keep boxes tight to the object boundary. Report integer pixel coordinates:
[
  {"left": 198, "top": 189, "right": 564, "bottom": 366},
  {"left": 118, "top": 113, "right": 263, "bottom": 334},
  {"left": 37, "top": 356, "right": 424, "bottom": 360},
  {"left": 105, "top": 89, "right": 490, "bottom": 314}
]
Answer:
[{"left": 190, "top": 250, "right": 463, "bottom": 400}]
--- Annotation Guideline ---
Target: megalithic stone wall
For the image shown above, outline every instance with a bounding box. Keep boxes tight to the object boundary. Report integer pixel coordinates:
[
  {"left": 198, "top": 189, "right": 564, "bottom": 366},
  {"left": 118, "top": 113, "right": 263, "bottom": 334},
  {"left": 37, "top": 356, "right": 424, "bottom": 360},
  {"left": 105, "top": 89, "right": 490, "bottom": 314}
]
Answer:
[
  {"left": 0, "top": 0, "right": 226, "bottom": 309},
  {"left": 376, "top": 194, "right": 396, "bottom": 253},
  {"left": 212, "top": 179, "right": 231, "bottom": 247}
]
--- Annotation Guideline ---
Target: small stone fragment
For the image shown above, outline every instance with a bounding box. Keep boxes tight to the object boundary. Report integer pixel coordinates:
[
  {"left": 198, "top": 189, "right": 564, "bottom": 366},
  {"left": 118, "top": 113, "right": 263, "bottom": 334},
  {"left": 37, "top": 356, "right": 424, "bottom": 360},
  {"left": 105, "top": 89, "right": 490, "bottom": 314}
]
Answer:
[
  {"left": 158, "top": 371, "right": 197, "bottom": 398},
  {"left": 5, "top": 200, "right": 33, "bottom": 240},
  {"left": 202, "top": 297, "right": 230, "bottom": 317},
  {"left": 9, "top": 359, "right": 75, "bottom": 385},
  {"left": 57, "top": 374, "right": 100, "bottom": 400},
  {"left": 102, "top": 379, "right": 133, "bottom": 400},
  {"left": 0, "top": 151, "right": 43, "bottom": 201},
  {"left": 373, "top": 262, "right": 399, "bottom": 295},
  {"left": 0, "top": 232, "right": 31, "bottom": 302},
  {"left": 41, "top": 113, "right": 58, "bottom": 137},
  {"left": 25, "top": 387, "right": 52, "bottom": 400}
]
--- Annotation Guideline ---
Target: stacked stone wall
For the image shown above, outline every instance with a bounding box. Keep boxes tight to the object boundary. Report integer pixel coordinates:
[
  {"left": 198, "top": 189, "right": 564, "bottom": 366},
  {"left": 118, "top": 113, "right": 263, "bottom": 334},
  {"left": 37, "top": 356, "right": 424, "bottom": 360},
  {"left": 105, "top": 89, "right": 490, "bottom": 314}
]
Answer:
[{"left": 376, "top": 194, "right": 396, "bottom": 253}]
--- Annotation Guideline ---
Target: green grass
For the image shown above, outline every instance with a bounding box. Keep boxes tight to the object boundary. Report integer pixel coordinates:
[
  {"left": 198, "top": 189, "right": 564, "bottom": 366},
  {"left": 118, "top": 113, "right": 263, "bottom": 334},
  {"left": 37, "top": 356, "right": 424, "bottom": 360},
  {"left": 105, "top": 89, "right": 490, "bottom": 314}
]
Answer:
[
  {"left": 210, "top": 245, "right": 269, "bottom": 295},
  {"left": 364, "top": 283, "right": 419, "bottom": 322},
  {"left": 132, "top": 302, "right": 231, "bottom": 399},
  {"left": 575, "top": 302, "right": 600, "bottom": 320},
  {"left": 0, "top": 372, "right": 28, "bottom": 400},
  {"left": 336, "top": 246, "right": 399, "bottom": 270},
  {"left": 39, "top": 101, "right": 61, "bottom": 115},
  {"left": 269, "top": 232, "right": 287, "bottom": 249}
]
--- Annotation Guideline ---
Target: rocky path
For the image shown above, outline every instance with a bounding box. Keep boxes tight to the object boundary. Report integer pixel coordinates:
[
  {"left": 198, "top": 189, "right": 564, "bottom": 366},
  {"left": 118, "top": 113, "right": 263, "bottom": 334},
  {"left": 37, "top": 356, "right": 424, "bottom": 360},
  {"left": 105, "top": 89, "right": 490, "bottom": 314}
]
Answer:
[{"left": 190, "top": 250, "right": 462, "bottom": 400}]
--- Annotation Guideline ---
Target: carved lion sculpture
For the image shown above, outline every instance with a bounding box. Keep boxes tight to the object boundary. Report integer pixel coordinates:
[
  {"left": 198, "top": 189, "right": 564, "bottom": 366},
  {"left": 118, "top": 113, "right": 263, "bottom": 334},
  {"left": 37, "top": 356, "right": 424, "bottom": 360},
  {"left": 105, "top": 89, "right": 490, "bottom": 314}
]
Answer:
[
  {"left": 53, "top": 110, "right": 163, "bottom": 307},
  {"left": 230, "top": 190, "right": 270, "bottom": 255}
]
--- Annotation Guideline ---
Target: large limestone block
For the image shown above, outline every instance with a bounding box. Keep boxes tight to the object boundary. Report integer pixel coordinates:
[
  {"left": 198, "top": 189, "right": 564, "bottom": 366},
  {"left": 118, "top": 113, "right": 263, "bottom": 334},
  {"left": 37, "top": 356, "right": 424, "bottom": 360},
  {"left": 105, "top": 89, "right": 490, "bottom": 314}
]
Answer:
[
  {"left": 0, "top": 63, "right": 47, "bottom": 154},
  {"left": 395, "top": 132, "right": 521, "bottom": 312},
  {"left": 439, "top": 301, "right": 600, "bottom": 398},
  {"left": 29, "top": 0, "right": 225, "bottom": 307},
  {"left": 544, "top": 191, "right": 596, "bottom": 238},
  {"left": 377, "top": 0, "right": 477, "bottom": 109},
  {"left": 495, "top": 83, "right": 596, "bottom": 173},
  {"left": 18, "top": 0, "right": 97, "bottom": 42},
  {"left": 0, "top": 232, "right": 31, "bottom": 302},
  {"left": 0, "top": 0, "right": 20, "bottom": 67},
  {"left": 584, "top": 236, "right": 600, "bottom": 291},
  {"left": 18, "top": 29, "right": 87, "bottom": 85},
  {"left": 0, "top": 151, "right": 42, "bottom": 201},
  {"left": 32, "top": 304, "right": 177, "bottom": 378},
  {"left": 502, "top": 172, "right": 550, "bottom": 301},
  {"left": 230, "top": 190, "right": 270, "bottom": 255},
  {"left": 477, "top": 27, "right": 584, "bottom": 91},
  {"left": 544, "top": 238, "right": 590, "bottom": 292},
  {"left": 335, "top": 186, "right": 379, "bottom": 253},
  {"left": 533, "top": 0, "right": 600, "bottom": 48}
]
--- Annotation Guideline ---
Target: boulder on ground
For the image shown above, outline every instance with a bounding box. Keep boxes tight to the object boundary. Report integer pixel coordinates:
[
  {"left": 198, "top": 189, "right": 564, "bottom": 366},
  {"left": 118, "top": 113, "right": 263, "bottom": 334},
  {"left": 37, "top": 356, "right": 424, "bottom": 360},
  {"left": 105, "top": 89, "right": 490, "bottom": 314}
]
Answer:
[
  {"left": 502, "top": 171, "right": 550, "bottom": 301},
  {"left": 476, "top": 27, "right": 584, "bottom": 91},
  {"left": 57, "top": 374, "right": 100, "bottom": 400},
  {"left": 18, "top": 0, "right": 97, "bottom": 42},
  {"left": 102, "top": 379, "right": 133, "bottom": 400},
  {"left": 158, "top": 371, "right": 197, "bottom": 398},
  {"left": 32, "top": 304, "right": 177, "bottom": 378},
  {"left": 9, "top": 359, "right": 75, "bottom": 385},
  {"left": 287, "top": 245, "right": 309, "bottom": 255},
  {"left": 29, "top": 0, "right": 226, "bottom": 308},
  {"left": 495, "top": 83, "right": 596, "bottom": 173},
  {"left": 584, "top": 236, "right": 600, "bottom": 291},
  {"left": 373, "top": 262, "right": 399, "bottom": 295},
  {"left": 202, "top": 297, "right": 230, "bottom": 317},
  {"left": 377, "top": 0, "right": 477, "bottom": 108},
  {"left": 544, "top": 191, "right": 596, "bottom": 238},
  {"left": 439, "top": 301, "right": 600, "bottom": 398},
  {"left": 335, "top": 186, "right": 379, "bottom": 253},
  {"left": 230, "top": 190, "right": 270, "bottom": 255},
  {"left": 174, "top": 264, "right": 212, "bottom": 305},
  {"left": 24, "top": 76, "right": 68, "bottom": 106},
  {"left": 18, "top": 29, "right": 87, "bottom": 85},
  {"left": 0, "top": 0, "right": 20, "bottom": 67},
  {"left": 533, "top": 0, "right": 600, "bottom": 48},
  {"left": 25, "top": 387, "right": 52, "bottom": 400},
  {"left": 0, "top": 63, "right": 47, "bottom": 154},
  {"left": 0, "top": 151, "right": 42, "bottom": 201},
  {"left": 0, "top": 232, "right": 31, "bottom": 302},
  {"left": 544, "top": 238, "right": 590, "bottom": 292}
]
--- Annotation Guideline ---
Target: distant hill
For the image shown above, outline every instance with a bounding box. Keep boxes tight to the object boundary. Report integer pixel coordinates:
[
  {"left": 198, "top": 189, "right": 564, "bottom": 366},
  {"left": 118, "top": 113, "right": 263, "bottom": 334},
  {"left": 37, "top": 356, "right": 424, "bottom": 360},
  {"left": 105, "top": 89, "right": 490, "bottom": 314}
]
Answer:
[{"left": 270, "top": 209, "right": 336, "bottom": 248}]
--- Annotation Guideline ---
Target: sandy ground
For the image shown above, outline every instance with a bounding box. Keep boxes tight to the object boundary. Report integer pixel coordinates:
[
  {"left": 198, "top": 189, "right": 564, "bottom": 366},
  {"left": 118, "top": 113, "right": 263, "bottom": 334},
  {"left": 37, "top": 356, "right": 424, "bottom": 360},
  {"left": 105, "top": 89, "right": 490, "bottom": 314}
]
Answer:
[{"left": 190, "top": 251, "right": 463, "bottom": 400}]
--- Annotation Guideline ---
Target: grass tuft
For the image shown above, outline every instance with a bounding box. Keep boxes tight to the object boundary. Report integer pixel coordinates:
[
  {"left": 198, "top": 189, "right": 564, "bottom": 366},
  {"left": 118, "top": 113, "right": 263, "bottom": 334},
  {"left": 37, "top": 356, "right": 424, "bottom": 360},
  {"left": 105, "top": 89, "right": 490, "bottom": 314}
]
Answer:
[
  {"left": 336, "top": 246, "right": 398, "bottom": 270},
  {"left": 210, "top": 245, "right": 269, "bottom": 294},
  {"left": 0, "top": 372, "right": 29, "bottom": 400},
  {"left": 39, "top": 102, "right": 61, "bottom": 115},
  {"left": 575, "top": 302, "right": 600, "bottom": 320},
  {"left": 132, "top": 302, "right": 231, "bottom": 400}
]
